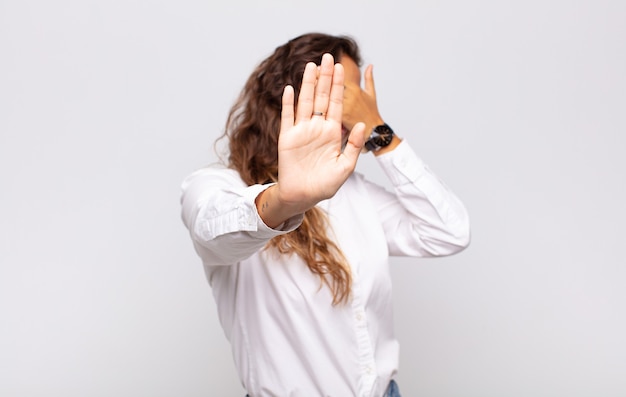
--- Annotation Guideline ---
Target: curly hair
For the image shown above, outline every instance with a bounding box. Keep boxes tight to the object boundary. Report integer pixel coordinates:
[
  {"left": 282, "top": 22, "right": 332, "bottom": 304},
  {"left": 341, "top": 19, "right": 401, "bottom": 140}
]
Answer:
[{"left": 222, "top": 33, "right": 362, "bottom": 305}]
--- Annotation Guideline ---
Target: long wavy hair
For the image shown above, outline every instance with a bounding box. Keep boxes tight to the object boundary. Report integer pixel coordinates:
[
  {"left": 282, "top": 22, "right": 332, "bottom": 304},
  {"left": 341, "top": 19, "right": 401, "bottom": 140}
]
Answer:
[{"left": 221, "top": 33, "right": 362, "bottom": 305}]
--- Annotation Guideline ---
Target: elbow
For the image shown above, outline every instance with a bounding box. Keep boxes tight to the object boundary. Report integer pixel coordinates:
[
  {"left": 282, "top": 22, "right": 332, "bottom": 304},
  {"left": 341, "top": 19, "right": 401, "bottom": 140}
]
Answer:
[
  {"left": 448, "top": 225, "right": 471, "bottom": 255},
  {"left": 441, "top": 203, "right": 472, "bottom": 255},
  {"left": 448, "top": 201, "right": 472, "bottom": 253},
  {"left": 444, "top": 216, "right": 472, "bottom": 256},
  {"left": 426, "top": 201, "right": 472, "bottom": 257},
  {"left": 420, "top": 218, "right": 471, "bottom": 257}
]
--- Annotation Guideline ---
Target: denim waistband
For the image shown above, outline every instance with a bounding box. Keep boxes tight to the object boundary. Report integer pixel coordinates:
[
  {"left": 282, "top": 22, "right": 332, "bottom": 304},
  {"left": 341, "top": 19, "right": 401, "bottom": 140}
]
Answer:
[
  {"left": 244, "top": 379, "right": 401, "bottom": 397},
  {"left": 384, "top": 379, "right": 402, "bottom": 397}
]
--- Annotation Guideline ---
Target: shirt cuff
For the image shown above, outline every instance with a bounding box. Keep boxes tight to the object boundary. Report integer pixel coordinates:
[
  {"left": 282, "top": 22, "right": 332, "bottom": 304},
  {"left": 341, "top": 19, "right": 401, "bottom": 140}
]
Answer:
[
  {"left": 374, "top": 140, "right": 426, "bottom": 186},
  {"left": 243, "top": 184, "right": 304, "bottom": 236},
  {"left": 194, "top": 183, "right": 303, "bottom": 242}
]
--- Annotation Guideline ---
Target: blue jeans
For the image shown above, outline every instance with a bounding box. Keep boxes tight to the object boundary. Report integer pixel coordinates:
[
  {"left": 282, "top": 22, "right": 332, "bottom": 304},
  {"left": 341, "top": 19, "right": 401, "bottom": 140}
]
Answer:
[
  {"left": 384, "top": 379, "right": 402, "bottom": 397},
  {"left": 245, "top": 380, "right": 401, "bottom": 396}
]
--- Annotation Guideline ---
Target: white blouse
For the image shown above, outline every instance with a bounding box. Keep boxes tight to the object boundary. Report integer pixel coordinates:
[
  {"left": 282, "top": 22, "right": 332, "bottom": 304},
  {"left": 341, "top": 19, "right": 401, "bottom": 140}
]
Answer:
[{"left": 180, "top": 140, "right": 470, "bottom": 397}]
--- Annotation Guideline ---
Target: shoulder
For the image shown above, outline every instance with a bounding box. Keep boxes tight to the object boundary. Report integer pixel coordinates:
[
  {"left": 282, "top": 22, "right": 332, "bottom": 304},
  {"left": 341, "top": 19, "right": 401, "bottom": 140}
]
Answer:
[
  {"left": 180, "top": 164, "right": 249, "bottom": 230},
  {"left": 180, "top": 164, "right": 249, "bottom": 213}
]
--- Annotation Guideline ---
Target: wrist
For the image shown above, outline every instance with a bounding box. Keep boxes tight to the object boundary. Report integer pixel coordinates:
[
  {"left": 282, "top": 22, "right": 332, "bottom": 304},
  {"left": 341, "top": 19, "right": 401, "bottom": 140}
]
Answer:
[
  {"left": 256, "top": 185, "right": 306, "bottom": 229},
  {"left": 364, "top": 117, "right": 385, "bottom": 139},
  {"left": 372, "top": 135, "right": 402, "bottom": 156},
  {"left": 365, "top": 122, "right": 397, "bottom": 153}
]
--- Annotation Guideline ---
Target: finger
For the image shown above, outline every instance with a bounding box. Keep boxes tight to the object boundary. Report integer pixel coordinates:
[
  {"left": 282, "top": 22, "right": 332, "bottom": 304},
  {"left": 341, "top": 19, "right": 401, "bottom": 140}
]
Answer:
[
  {"left": 364, "top": 64, "right": 376, "bottom": 97},
  {"left": 312, "top": 53, "right": 334, "bottom": 116},
  {"left": 280, "top": 85, "right": 295, "bottom": 132},
  {"left": 296, "top": 62, "right": 318, "bottom": 122},
  {"left": 326, "top": 62, "right": 345, "bottom": 124}
]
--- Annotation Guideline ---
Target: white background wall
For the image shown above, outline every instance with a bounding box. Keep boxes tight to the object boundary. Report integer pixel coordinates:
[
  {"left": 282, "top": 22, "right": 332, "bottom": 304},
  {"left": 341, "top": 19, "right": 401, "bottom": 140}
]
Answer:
[{"left": 1, "top": 0, "right": 625, "bottom": 396}]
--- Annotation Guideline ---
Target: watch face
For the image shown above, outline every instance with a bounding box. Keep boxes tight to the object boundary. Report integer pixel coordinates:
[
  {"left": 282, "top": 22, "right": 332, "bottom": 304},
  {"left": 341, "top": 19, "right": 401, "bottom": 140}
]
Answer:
[
  {"left": 374, "top": 132, "right": 394, "bottom": 147},
  {"left": 365, "top": 123, "right": 394, "bottom": 151}
]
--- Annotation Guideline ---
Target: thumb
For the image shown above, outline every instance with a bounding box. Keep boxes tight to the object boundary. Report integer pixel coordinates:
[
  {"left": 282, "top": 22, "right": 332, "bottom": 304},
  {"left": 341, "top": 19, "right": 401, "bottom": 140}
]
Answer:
[
  {"left": 342, "top": 122, "right": 366, "bottom": 164},
  {"left": 364, "top": 64, "right": 376, "bottom": 97}
]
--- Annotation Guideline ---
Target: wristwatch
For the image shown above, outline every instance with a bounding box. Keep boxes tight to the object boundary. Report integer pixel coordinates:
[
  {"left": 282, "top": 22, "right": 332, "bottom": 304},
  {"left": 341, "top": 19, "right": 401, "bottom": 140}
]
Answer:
[{"left": 364, "top": 123, "right": 394, "bottom": 152}]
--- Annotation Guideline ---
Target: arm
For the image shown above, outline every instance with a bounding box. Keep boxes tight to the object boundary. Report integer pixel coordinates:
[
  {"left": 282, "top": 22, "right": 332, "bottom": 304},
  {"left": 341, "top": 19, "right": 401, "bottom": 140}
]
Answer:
[
  {"left": 370, "top": 140, "right": 471, "bottom": 257},
  {"left": 181, "top": 54, "right": 366, "bottom": 265},
  {"left": 342, "top": 63, "right": 469, "bottom": 256},
  {"left": 180, "top": 167, "right": 304, "bottom": 266}
]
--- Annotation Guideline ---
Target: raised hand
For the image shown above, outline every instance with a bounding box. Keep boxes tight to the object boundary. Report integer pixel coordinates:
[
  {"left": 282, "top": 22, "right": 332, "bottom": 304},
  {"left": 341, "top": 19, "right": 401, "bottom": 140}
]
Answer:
[
  {"left": 255, "top": 53, "right": 365, "bottom": 228},
  {"left": 342, "top": 63, "right": 384, "bottom": 140}
]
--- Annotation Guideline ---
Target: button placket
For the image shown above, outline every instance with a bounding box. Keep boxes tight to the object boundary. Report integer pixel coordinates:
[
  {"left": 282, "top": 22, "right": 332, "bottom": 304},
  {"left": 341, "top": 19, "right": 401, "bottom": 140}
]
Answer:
[{"left": 351, "top": 275, "right": 377, "bottom": 397}]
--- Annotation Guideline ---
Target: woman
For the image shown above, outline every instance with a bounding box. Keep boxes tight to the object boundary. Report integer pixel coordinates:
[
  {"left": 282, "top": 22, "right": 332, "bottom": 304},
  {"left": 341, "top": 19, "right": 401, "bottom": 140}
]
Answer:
[{"left": 181, "top": 33, "right": 470, "bottom": 397}]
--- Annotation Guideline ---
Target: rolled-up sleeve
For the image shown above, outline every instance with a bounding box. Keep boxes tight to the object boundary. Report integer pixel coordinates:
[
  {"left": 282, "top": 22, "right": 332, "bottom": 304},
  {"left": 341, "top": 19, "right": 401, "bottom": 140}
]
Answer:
[{"left": 180, "top": 166, "right": 303, "bottom": 266}]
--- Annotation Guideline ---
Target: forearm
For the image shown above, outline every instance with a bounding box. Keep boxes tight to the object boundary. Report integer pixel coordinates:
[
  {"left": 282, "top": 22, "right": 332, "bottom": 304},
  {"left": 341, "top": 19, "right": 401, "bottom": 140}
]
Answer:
[
  {"left": 374, "top": 140, "right": 471, "bottom": 256},
  {"left": 181, "top": 168, "right": 304, "bottom": 265}
]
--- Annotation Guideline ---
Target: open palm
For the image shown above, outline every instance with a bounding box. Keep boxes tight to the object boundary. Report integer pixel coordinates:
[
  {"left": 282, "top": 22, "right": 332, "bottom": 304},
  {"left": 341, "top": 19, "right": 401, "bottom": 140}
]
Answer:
[{"left": 276, "top": 53, "right": 365, "bottom": 213}]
